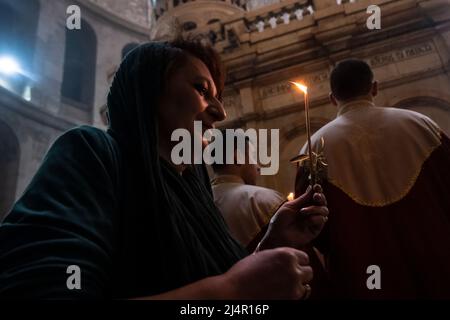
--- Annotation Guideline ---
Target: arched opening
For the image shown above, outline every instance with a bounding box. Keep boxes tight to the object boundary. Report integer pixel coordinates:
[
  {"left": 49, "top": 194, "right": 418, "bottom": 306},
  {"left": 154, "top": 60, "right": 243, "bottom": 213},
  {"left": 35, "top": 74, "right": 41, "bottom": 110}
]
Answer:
[
  {"left": 61, "top": 19, "right": 97, "bottom": 109},
  {"left": 0, "top": 120, "right": 20, "bottom": 221},
  {"left": 122, "top": 42, "right": 139, "bottom": 59}
]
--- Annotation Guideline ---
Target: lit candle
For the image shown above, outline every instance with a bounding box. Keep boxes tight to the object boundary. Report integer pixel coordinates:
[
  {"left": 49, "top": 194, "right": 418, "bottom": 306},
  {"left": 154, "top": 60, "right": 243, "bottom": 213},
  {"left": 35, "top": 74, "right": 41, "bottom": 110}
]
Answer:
[
  {"left": 287, "top": 192, "right": 294, "bottom": 201},
  {"left": 290, "top": 81, "right": 315, "bottom": 185}
]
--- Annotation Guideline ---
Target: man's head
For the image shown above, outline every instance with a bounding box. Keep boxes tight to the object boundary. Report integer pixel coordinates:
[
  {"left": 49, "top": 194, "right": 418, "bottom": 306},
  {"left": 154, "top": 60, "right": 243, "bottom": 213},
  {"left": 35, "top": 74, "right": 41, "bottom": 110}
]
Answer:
[
  {"left": 211, "top": 129, "right": 260, "bottom": 185},
  {"left": 329, "top": 59, "right": 378, "bottom": 106}
]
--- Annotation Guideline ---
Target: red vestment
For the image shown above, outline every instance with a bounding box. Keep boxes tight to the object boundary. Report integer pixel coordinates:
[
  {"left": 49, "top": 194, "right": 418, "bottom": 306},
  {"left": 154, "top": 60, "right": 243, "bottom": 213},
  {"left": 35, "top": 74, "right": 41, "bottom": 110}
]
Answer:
[{"left": 295, "top": 101, "right": 450, "bottom": 299}]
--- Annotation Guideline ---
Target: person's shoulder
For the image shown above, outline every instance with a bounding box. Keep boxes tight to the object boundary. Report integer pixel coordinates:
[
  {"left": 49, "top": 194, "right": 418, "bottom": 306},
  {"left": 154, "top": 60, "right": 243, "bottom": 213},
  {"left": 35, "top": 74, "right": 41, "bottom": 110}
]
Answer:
[
  {"left": 312, "top": 121, "right": 336, "bottom": 138},
  {"left": 56, "top": 125, "right": 114, "bottom": 146},
  {"left": 46, "top": 125, "right": 122, "bottom": 175},
  {"left": 245, "top": 185, "right": 286, "bottom": 216},
  {"left": 383, "top": 106, "right": 430, "bottom": 121},
  {"left": 52, "top": 125, "right": 119, "bottom": 156},
  {"left": 301, "top": 120, "right": 337, "bottom": 153},
  {"left": 246, "top": 185, "right": 286, "bottom": 205},
  {"left": 385, "top": 107, "right": 441, "bottom": 134}
]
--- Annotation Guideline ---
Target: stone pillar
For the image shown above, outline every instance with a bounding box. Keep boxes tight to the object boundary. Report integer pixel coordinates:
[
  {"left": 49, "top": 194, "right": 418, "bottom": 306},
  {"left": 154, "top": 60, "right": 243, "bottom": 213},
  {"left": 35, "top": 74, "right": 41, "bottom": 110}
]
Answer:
[{"left": 33, "top": 0, "right": 67, "bottom": 114}]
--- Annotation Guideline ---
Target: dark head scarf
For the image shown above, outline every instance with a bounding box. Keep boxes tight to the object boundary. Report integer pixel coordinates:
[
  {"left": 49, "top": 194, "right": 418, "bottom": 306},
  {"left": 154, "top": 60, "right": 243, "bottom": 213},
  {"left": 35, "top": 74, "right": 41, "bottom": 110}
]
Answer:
[{"left": 106, "top": 41, "right": 247, "bottom": 298}]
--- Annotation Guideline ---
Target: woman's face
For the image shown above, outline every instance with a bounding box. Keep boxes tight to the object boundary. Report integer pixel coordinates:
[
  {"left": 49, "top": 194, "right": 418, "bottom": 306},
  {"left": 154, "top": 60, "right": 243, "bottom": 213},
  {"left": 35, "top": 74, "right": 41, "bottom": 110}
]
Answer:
[{"left": 158, "top": 55, "right": 226, "bottom": 163}]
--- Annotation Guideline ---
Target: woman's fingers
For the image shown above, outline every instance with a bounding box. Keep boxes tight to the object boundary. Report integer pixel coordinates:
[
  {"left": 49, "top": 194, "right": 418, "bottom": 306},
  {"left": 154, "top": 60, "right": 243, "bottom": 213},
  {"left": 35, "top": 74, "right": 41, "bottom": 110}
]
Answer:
[
  {"left": 304, "top": 215, "right": 328, "bottom": 227},
  {"left": 295, "top": 265, "right": 313, "bottom": 300},
  {"left": 298, "top": 265, "right": 313, "bottom": 283},
  {"left": 313, "top": 184, "right": 323, "bottom": 193},
  {"left": 292, "top": 248, "right": 310, "bottom": 266},
  {"left": 313, "top": 192, "right": 327, "bottom": 206},
  {"left": 288, "top": 184, "right": 327, "bottom": 211},
  {"left": 286, "top": 185, "right": 313, "bottom": 208},
  {"left": 300, "top": 284, "right": 312, "bottom": 300},
  {"left": 299, "top": 205, "right": 329, "bottom": 218},
  {"left": 226, "top": 247, "right": 314, "bottom": 299},
  {"left": 299, "top": 206, "right": 329, "bottom": 233}
]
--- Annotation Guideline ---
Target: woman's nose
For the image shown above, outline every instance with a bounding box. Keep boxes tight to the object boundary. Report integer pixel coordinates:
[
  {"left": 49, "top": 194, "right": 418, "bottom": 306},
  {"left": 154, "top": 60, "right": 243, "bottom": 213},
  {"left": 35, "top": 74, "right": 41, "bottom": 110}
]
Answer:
[{"left": 208, "top": 97, "right": 226, "bottom": 122}]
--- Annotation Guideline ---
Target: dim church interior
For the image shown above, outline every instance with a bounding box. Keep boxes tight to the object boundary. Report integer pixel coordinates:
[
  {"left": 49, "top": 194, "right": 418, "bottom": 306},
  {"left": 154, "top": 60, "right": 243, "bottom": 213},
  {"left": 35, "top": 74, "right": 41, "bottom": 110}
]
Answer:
[{"left": 0, "top": 0, "right": 450, "bottom": 220}]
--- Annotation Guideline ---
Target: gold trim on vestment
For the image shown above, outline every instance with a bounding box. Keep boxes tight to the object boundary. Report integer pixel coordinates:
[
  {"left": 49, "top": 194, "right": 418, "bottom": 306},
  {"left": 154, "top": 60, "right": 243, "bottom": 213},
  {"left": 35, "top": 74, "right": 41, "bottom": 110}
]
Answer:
[{"left": 328, "top": 141, "right": 441, "bottom": 207}]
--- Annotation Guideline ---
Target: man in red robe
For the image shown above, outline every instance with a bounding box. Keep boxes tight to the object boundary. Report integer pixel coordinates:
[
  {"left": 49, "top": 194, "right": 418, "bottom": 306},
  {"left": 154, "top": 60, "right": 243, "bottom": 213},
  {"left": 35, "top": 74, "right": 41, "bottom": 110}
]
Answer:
[{"left": 294, "top": 59, "right": 450, "bottom": 299}]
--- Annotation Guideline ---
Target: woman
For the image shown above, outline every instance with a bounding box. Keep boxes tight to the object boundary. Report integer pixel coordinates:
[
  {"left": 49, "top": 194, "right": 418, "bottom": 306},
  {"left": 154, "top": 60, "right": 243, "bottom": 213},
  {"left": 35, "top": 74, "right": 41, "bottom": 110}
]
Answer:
[{"left": 0, "top": 40, "right": 328, "bottom": 299}]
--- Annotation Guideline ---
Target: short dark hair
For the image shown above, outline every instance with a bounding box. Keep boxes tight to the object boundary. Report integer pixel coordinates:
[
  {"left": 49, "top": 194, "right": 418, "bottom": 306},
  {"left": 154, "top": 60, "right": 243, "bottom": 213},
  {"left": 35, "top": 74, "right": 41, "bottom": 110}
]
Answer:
[
  {"left": 330, "top": 59, "right": 374, "bottom": 101},
  {"left": 166, "top": 38, "right": 225, "bottom": 101}
]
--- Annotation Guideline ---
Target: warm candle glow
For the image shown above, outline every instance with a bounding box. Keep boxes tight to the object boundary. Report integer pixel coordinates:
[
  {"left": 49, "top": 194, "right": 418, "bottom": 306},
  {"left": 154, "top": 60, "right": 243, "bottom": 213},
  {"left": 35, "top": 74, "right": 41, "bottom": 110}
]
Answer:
[
  {"left": 287, "top": 192, "right": 294, "bottom": 201},
  {"left": 290, "top": 81, "right": 308, "bottom": 94},
  {"left": 290, "top": 80, "right": 314, "bottom": 185}
]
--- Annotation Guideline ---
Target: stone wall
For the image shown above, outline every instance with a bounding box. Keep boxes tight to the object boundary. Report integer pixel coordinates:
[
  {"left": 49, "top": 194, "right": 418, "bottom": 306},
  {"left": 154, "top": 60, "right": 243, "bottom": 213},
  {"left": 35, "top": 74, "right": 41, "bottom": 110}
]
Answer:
[
  {"left": 209, "top": 0, "right": 450, "bottom": 194},
  {"left": 87, "top": 0, "right": 151, "bottom": 28},
  {"left": 0, "top": 0, "right": 152, "bottom": 215}
]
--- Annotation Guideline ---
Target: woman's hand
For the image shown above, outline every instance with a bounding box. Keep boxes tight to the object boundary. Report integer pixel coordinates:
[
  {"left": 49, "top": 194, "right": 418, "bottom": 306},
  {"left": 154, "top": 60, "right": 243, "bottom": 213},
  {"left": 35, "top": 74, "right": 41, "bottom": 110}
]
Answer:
[
  {"left": 142, "top": 247, "right": 313, "bottom": 300},
  {"left": 258, "top": 184, "right": 328, "bottom": 251},
  {"left": 222, "top": 247, "right": 313, "bottom": 300}
]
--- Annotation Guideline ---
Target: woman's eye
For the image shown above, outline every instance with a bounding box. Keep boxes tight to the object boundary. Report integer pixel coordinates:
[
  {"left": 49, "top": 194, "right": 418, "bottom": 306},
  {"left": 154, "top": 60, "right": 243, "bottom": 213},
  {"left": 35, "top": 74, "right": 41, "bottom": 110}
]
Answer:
[{"left": 195, "top": 84, "right": 208, "bottom": 96}]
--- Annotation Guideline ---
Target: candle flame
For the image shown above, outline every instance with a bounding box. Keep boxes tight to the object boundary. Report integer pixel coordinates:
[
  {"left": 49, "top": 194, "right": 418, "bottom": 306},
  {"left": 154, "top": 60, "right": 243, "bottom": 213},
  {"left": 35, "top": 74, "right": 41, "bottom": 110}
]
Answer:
[
  {"left": 290, "top": 80, "right": 314, "bottom": 185},
  {"left": 287, "top": 192, "right": 294, "bottom": 201},
  {"left": 290, "top": 81, "right": 308, "bottom": 94}
]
